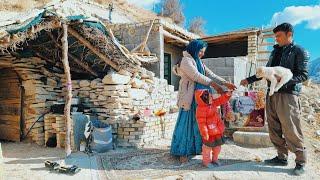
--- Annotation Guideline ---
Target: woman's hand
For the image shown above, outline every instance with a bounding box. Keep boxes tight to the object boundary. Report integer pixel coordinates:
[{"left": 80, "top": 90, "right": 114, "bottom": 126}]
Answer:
[
  {"left": 223, "top": 82, "right": 237, "bottom": 90},
  {"left": 240, "top": 79, "right": 249, "bottom": 87},
  {"left": 210, "top": 82, "right": 224, "bottom": 94}
]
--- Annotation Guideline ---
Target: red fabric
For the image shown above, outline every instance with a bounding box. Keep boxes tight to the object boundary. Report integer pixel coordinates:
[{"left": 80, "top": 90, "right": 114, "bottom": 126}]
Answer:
[
  {"left": 202, "top": 144, "right": 221, "bottom": 166},
  {"left": 195, "top": 90, "right": 231, "bottom": 143}
]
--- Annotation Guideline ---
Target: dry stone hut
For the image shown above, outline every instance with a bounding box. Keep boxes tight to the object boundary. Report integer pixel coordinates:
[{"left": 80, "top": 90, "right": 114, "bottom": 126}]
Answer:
[{"left": 0, "top": 0, "right": 179, "bottom": 149}]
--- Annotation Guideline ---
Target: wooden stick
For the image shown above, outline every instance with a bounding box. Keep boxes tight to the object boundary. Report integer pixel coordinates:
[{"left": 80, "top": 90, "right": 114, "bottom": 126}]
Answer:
[
  {"left": 61, "top": 22, "right": 72, "bottom": 157},
  {"left": 67, "top": 27, "right": 120, "bottom": 71},
  {"left": 131, "top": 19, "right": 155, "bottom": 53},
  {"left": 47, "top": 32, "right": 98, "bottom": 77},
  {"left": 34, "top": 52, "right": 55, "bottom": 64}
]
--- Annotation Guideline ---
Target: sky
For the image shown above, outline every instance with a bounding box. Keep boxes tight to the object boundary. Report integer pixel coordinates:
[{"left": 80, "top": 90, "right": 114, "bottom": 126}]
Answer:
[{"left": 127, "top": 0, "right": 320, "bottom": 61}]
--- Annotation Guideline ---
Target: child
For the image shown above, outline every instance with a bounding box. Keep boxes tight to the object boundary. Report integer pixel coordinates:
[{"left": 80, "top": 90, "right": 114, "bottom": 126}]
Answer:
[{"left": 195, "top": 89, "right": 232, "bottom": 167}]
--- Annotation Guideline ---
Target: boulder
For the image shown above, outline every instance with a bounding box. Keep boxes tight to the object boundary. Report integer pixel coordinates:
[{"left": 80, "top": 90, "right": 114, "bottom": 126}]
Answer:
[
  {"left": 102, "top": 73, "right": 130, "bottom": 85},
  {"left": 79, "top": 80, "right": 90, "bottom": 87},
  {"left": 233, "top": 131, "right": 273, "bottom": 147},
  {"left": 131, "top": 78, "right": 145, "bottom": 88},
  {"left": 127, "top": 88, "right": 148, "bottom": 100}
]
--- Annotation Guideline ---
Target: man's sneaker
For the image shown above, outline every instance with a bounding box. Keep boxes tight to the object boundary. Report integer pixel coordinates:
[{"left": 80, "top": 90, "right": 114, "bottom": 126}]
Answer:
[
  {"left": 293, "top": 163, "right": 305, "bottom": 176},
  {"left": 264, "top": 156, "right": 288, "bottom": 166}
]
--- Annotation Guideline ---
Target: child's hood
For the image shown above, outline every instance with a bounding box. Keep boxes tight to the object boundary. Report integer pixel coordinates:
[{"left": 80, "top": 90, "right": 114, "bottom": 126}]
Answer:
[{"left": 195, "top": 90, "right": 210, "bottom": 106}]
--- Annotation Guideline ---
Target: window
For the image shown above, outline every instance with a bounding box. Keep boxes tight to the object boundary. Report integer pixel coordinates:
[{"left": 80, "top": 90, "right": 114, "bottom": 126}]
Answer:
[{"left": 164, "top": 53, "right": 172, "bottom": 85}]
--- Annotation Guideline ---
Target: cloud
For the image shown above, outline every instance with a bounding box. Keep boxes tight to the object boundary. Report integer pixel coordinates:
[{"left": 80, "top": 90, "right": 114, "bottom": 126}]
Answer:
[
  {"left": 126, "top": 0, "right": 160, "bottom": 10},
  {"left": 271, "top": 5, "right": 320, "bottom": 30}
]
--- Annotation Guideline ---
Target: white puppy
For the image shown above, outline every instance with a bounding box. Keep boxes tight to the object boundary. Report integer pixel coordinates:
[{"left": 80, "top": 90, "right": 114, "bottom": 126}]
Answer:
[{"left": 256, "top": 66, "right": 293, "bottom": 96}]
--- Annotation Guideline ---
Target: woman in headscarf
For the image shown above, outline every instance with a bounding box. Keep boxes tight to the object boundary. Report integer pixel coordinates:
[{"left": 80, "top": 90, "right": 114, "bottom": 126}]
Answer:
[{"left": 171, "top": 39, "right": 236, "bottom": 163}]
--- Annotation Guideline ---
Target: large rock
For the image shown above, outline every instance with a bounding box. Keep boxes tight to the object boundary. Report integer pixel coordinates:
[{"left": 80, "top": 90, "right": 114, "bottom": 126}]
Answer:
[
  {"left": 118, "top": 69, "right": 132, "bottom": 77},
  {"left": 233, "top": 131, "right": 273, "bottom": 147},
  {"left": 131, "top": 78, "right": 145, "bottom": 88},
  {"left": 98, "top": 95, "right": 107, "bottom": 101},
  {"left": 79, "top": 80, "right": 90, "bottom": 87},
  {"left": 103, "top": 85, "right": 131, "bottom": 91},
  {"left": 102, "top": 73, "right": 130, "bottom": 85},
  {"left": 127, "top": 88, "right": 148, "bottom": 100},
  {"left": 90, "top": 78, "right": 101, "bottom": 89}
]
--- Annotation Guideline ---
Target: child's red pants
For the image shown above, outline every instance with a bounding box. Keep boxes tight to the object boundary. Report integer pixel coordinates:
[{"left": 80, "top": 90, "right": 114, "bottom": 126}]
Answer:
[{"left": 202, "top": 144, "right": 221, "bottom": 166}]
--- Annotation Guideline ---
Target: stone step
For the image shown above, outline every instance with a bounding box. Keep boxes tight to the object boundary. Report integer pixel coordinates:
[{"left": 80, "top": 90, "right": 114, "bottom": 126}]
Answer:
[{"left": 233, "top": 131, "right": 273, "bottom": 147}]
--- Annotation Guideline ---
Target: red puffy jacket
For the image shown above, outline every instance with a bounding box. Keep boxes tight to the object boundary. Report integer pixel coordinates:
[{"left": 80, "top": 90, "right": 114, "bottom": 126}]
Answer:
[{"left": 195, "top": 90, "right": 231, "bottom": 143}]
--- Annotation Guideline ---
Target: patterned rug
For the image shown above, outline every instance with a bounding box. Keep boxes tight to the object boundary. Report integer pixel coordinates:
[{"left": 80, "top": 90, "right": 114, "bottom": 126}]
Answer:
[{"left": 100, "top": 148, "right": 248, "bottom": 179}]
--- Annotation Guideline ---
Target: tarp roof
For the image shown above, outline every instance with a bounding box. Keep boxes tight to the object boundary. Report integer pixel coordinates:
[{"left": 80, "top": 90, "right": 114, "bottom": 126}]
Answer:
[{"left": 0, "top": 0, "right": 160, "bottom": 76}]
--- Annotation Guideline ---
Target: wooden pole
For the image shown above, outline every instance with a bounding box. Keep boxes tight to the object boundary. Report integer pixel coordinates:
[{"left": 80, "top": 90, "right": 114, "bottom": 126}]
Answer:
[
  {"left": 131, "top": 19, "right": 155, "bottom": 53},
  {"left": 61, "top": 22, "right": 72, "bottom": 157}
]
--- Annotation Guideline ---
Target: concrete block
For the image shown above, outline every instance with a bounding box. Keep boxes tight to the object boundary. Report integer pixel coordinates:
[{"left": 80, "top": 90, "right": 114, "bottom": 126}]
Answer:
[
  {"left": 215, "top": 67, "right": 234, "bottom": 76},
  {"left": 225, "top": 58, "right": 235, "bottom": 67},
  {"left": 233, "top": 131, "right": 273, "bottom": 147},
  {"left": 203, "top": 58, "right": 226, "bottom": 67}
]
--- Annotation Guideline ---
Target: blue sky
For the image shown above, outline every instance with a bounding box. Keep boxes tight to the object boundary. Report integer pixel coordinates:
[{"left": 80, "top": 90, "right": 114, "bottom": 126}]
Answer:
[{"left": 127, "top": 0, "right": 320, "bottom": 61}]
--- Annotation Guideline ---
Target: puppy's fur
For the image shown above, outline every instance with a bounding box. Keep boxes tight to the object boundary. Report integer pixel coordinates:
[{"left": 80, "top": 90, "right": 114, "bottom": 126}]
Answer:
[{"left": 256, "top": 66, "right": 293, "bottom": 96}]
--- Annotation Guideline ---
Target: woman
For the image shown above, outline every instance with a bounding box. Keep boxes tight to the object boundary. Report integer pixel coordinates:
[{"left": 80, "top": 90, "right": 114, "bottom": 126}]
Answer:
[{"left": 170, "top": 39, "right": 236, "bottom": 163}]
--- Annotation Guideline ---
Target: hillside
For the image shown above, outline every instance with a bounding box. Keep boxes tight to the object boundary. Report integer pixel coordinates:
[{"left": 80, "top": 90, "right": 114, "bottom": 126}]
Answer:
[{"left": 309, "top": 58, "right": 320, "bottom": 83}]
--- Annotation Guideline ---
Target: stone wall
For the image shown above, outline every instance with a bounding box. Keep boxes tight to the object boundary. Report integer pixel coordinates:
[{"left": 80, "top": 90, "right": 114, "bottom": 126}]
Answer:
[{"left": 68, "top": 68, "right": 179, "bottom": 148}]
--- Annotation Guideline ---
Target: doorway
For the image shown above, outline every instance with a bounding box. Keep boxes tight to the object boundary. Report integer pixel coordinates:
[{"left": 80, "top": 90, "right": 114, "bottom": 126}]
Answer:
[{"left": 0, "top": 68, "right": 22, "bottom": 141}]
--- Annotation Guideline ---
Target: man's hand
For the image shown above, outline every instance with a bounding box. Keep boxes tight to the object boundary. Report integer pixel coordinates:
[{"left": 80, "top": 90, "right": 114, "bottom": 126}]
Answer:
[
  {"left": 240, "top": 79, "right": 249, "bottom": 86},
  {"left": 223, "top": 82, "right": 237, "bottom": 90},
  {"left": 275, "top": 74, "right": 281, "bottom": 82}
]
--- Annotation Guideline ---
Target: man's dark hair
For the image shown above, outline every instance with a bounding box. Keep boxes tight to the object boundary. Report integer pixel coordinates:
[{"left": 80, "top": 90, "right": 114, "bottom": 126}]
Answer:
[{"left": 273, "top": 23, "right": 294, "bottom": 34}]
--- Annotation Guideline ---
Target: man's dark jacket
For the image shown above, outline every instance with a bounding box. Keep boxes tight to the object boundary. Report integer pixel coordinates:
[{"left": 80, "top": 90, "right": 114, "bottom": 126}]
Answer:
[{"left": 247, "top": 42, "right": 309, "bottom": 95}]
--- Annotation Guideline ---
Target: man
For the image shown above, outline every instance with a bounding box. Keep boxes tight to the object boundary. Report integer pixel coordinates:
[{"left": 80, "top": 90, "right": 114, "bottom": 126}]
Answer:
[{"left": 240, "top": 23, "right": 309, "bottom": 176}]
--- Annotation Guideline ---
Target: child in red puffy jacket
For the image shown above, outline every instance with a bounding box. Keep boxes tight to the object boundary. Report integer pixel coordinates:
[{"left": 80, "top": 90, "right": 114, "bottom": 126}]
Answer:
[{"left": 195, "top": 89, "right": 232, "bottom": 167}]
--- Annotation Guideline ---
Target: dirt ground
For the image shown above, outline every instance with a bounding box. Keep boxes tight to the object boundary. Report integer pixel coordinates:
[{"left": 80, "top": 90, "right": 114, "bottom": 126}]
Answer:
[
  {"left": 99, "top": 136, "right": 320, "bottom": 180},
  {"left": 0, "top": 142, "right": 103, "bottom": 180},
  {"left": 1, "top": 131, "right": 319, "bottom": 180}
]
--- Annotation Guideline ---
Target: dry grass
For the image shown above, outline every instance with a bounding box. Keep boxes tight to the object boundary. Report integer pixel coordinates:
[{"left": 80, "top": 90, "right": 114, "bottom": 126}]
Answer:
[
  {"left": 0, "top": 0, "right": 51, "bottom": 11},
  {"left": 0, "top": 0, "right": 157, "bottom": 22}
]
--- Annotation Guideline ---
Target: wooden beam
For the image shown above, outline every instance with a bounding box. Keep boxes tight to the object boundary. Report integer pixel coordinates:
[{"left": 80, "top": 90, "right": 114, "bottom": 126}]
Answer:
[
  {"left": 67, "top": 27, "right": 120, "bottom": 71},
  {"left": 34, "top": 52, "right": 55, "bottom": 64},
  {"left": 47, "top": 32, "right": 99, "bottom": 77},
  {"left": 162, "top": 29, "right": 189, "bottom": 45},
  {"left": 61, "top": 22, "right": 72, "bottom": 157},
  {"left": 258, "top": 50, "right": 272, "bottom": 54},
  {"left": 259, "top": 42, "right": 275, "bottom": 46},
  {"left": 262, "top": 33, "right": 274, "bottom": 39},
  {"left": 202, "top": 35, "right": 247, "bottom": 44}
]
